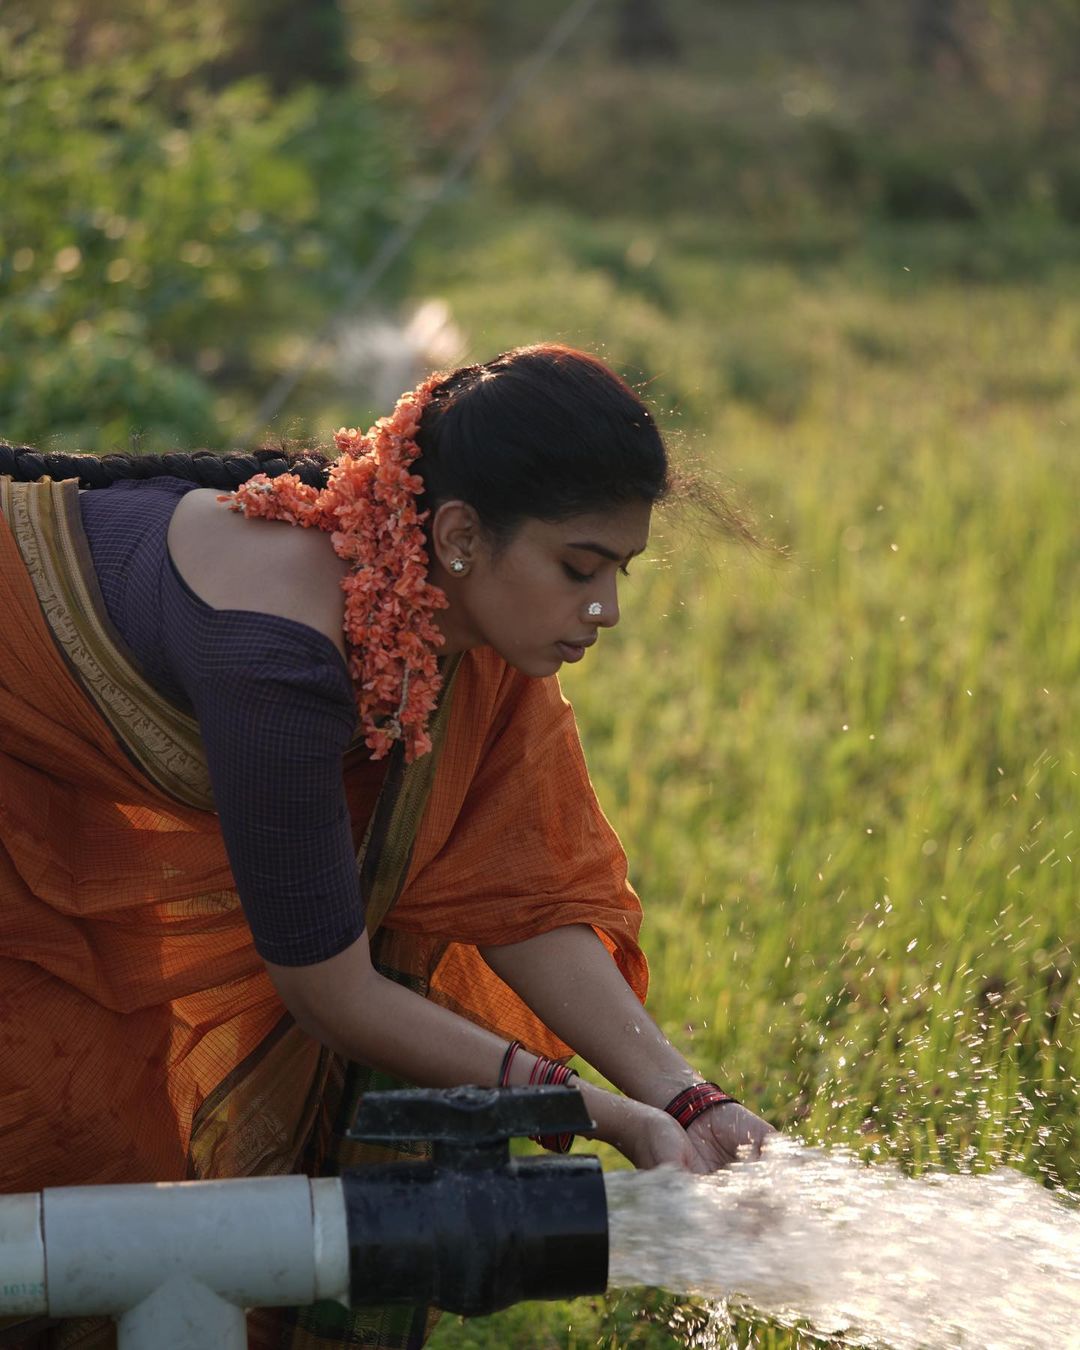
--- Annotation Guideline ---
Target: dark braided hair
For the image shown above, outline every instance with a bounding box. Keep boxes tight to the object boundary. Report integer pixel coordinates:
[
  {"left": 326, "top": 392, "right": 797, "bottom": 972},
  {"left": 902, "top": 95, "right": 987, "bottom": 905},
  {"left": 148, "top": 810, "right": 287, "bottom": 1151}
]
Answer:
[
  {"left": 0, "top": 345, "right": 666, "bottom": 520},
  {"left": 0, "top": 443, "right": 332, "bottom": 490},
  {"left": 2, "top": 343, "right": 761, "bottom": 547}
]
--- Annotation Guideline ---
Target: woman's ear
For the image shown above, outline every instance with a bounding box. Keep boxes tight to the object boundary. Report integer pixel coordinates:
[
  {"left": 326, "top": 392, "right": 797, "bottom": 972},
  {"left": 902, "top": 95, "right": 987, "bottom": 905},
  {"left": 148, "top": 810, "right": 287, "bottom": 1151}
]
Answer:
[{"left": 430, "top": 500, "right": 483, "bottom": 573}]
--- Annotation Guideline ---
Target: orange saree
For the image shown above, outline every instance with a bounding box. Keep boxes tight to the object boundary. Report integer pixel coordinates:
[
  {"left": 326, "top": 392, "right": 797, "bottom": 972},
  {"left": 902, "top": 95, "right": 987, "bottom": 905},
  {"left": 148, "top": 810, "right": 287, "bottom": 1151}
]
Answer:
[{"left": 0, "top": 478, "right": 648, "bottom": 1205}]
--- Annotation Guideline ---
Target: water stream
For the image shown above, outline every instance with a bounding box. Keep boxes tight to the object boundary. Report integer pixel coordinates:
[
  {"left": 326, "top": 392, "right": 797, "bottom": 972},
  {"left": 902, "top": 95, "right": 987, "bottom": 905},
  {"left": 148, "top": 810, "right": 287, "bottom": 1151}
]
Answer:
[{"left": 605, "top": 1140, "right": 1080, "bottom": 1349}]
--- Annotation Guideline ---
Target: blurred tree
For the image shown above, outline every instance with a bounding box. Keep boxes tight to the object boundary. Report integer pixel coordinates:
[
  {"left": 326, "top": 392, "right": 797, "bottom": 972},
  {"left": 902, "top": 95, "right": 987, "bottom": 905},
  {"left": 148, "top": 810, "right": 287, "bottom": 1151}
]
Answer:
[
  {"left": 0, "top": 0, "right": 406, "bottom": 450},
  {"left": 614, "top": 0, "right": 681, "bottom": 64},
  {"left": 213, "top": 0, "right": 350, "bottom": 93},
  {"left": 910, "top": 0, "right": 978, "bottom": 81}
]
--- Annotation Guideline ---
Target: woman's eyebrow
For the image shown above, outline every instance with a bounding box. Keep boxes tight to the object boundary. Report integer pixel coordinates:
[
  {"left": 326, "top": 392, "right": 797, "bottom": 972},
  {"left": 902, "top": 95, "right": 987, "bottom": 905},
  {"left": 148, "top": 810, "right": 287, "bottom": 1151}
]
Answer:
[{"left": 566, "top": 541, "right": 645, "bottom": 564}]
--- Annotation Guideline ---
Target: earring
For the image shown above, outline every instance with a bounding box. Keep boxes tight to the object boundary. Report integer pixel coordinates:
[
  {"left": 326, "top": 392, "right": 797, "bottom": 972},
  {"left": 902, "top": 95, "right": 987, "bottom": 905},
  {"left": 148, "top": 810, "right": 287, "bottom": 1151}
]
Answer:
[
  {"left": 587, "top": 601, "right": 603, "bottom": 618},
  {"left": 449, "top": 558, "right": 467, "bottom": 575}
]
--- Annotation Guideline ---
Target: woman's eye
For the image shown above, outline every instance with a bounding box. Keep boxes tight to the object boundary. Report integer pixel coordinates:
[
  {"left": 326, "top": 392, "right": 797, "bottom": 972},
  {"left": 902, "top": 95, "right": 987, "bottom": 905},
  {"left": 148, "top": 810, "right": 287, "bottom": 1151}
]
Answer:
[{"left": 562, "top": 564, "right": 592, "bottom": 584}]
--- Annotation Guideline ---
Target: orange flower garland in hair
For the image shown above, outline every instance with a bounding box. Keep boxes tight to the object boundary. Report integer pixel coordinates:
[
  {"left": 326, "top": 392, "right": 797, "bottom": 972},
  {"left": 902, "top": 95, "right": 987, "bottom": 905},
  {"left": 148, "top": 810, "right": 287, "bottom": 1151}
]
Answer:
[{"left": 223, "top": 373, "right": 449, "bottom": 762}]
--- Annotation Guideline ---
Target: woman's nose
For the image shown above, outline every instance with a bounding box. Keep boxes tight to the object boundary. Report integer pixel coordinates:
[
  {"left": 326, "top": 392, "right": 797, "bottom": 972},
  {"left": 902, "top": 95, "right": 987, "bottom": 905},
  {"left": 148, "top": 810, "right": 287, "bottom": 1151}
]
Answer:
[{"left": 590, "top": 577, "right": 620, "bottom": 628}]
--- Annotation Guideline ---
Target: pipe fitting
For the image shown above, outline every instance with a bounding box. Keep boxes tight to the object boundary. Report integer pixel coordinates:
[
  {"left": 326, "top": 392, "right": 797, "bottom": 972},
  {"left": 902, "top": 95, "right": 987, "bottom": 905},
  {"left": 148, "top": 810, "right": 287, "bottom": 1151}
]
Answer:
[
  {"left": 0, "top": 1193, "right": 45, "bottom": 1316},
  {"left": 0, "top": 1085, "right": 610, "bottom": 1343},
  {"left": 344, "top": 1084, "right": 609, "bottom": 1316}
]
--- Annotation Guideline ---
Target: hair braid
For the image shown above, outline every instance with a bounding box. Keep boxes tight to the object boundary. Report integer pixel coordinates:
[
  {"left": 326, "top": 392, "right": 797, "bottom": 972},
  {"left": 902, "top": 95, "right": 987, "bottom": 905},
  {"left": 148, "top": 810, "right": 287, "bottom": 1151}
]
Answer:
[{"left": 0, "top": 444, "right": 332, "bottom": 490}]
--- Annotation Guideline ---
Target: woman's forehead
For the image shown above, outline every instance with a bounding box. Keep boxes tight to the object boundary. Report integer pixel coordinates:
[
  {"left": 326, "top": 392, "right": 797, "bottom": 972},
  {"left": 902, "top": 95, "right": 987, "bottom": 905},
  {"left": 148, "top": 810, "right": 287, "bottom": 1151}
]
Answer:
[{"left": 529, "top": 501, "right": 652, "bottom": 556}]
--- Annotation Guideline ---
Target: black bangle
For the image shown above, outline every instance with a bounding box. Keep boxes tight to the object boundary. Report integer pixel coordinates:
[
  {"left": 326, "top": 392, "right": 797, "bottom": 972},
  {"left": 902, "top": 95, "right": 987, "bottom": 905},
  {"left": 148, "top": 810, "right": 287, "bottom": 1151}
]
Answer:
[{"left": 498, "top": 1039, "right": 522, "bottom": 1087}]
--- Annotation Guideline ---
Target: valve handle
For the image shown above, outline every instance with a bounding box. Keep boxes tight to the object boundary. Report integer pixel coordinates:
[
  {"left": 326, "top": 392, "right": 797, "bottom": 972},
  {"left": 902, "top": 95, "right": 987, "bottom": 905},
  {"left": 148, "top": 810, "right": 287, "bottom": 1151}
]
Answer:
[{"left": 348, "top": 1084, "right": 594, "bottom": 1145}]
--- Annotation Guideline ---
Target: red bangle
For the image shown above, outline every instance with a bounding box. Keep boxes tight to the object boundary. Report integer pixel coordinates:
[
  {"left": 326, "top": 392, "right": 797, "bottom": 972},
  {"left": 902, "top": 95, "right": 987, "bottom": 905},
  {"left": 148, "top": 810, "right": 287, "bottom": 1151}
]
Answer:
[
  {"left": 527, "top": 1054, "right": 580, "bottom": 1152},
  {"left": 664, "top": 1082, "right": 740, "bottom": 1128},
  {"left": 500, "top": 1044, "right": 579, "bottom": 1150},
  {"left": 535, "top": 1131, "right": 575, "bottom": 1154}
]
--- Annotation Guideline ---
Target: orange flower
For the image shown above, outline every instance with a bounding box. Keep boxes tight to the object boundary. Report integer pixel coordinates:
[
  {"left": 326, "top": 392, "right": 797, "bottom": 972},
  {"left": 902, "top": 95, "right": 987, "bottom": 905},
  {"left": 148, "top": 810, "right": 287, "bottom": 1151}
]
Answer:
[{"left": 223, "top": 372, "right": 449, "bottom": 761}]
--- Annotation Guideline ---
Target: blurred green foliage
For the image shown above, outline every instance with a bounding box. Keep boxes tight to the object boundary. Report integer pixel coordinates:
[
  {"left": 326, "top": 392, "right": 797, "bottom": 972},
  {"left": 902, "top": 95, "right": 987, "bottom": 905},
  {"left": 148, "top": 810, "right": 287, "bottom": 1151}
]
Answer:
[
  {"left": 0, "top": 0, "right": 404, "bottom": 450},
  {"left": 365, "top": 0, "right": 1080, "bottom": 228},
  {"left": 5, "top": 0, "right": 1080, "bottom": 449}
]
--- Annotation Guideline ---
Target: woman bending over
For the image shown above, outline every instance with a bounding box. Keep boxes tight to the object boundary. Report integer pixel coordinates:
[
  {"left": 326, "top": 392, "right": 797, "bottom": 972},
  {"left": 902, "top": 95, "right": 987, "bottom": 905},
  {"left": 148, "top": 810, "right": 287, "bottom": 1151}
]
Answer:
[{"left": 0, "top": 343, "right": 772, "bottom": 1348}]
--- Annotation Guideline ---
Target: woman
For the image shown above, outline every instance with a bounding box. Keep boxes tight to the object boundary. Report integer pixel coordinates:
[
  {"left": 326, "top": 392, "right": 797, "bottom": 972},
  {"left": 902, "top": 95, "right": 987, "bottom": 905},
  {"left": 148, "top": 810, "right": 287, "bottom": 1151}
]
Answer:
[{"left": 0, "top": 343, "right": 772, "bottom": 1347}]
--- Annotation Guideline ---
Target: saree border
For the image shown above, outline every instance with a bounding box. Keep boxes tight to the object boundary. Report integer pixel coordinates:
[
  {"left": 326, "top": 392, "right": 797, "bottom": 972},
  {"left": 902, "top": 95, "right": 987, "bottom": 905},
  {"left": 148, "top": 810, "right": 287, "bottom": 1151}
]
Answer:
[
  {"left": 0, "top": 476, "right": 214, "bottom": 808},
  {"left": 358, "top": 654, "right": 462, "bottom": 933}
]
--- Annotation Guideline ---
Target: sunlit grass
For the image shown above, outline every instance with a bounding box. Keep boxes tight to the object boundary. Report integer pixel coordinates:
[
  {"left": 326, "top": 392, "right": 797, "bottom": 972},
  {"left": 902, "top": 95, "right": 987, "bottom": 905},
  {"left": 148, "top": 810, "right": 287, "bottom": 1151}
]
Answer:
[{"left": 425, "top": 215, "right": 1078, "bottom": 1348}]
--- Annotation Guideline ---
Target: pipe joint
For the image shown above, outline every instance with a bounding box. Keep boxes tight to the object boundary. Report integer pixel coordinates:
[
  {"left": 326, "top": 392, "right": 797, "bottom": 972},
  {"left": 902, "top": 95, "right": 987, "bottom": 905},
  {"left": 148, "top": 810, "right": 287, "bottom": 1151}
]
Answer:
[{"left": 344, "top": 1085, "right": 609, "bottom": 1316}]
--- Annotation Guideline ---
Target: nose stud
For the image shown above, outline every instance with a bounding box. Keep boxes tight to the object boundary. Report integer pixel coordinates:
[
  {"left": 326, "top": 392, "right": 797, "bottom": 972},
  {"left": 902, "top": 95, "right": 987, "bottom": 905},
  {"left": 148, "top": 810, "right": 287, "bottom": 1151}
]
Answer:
[{"left": 586, "top": 602, "right": 603, "bottom": 618}]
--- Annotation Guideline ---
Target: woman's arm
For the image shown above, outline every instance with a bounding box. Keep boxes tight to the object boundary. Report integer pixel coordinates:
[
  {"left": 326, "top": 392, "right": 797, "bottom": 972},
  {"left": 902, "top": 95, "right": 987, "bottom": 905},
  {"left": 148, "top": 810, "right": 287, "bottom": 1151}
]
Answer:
[
  {"left": 479, "top": 924, "right": 776, "bottom": 1166},
  {"left": 266, "top": 930, "right": 701, "bottom": 1171},
  {"left": 268, "top": 923, "right": 772, "bottom": 1172},
  {"left": 482, "top": 924, "right": 696, "bottom": 1107}
]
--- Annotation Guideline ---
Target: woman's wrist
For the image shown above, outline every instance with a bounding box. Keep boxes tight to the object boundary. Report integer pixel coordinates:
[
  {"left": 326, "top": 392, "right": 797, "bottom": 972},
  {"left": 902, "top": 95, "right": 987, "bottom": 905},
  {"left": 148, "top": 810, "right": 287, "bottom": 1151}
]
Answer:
[
  {"left": 576, "top": 1081, "right": 660, "bottom": 1151},
  {"left": 490, "top": 1037, "right": 743, "bottom": 1165},
  {"left": 663, "top": 1081, "right": 740, "bottom": 1127}
]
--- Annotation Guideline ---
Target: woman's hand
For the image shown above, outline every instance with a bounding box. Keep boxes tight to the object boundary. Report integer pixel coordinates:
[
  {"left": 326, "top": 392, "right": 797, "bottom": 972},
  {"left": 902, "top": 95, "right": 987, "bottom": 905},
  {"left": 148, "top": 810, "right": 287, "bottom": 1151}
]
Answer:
[
  {"left": 630, "top": 1108, "right": 708, "bottom": 1173},
  {"left": 616, "top": 1100, "right": 712, "bottom": 1173},
  {"left": 593, "top": 1095, "right": 775, "bottom": 1173},
  {"left": 685, "top": 1101, "right": 776, "bottom": 1169}
]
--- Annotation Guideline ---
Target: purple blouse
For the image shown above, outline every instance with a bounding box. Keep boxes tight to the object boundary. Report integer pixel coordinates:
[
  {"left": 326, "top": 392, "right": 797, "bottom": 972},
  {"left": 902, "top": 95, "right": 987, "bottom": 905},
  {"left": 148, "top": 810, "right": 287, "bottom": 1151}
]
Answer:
[{"left": 79, "top": 477, "right": 365, "bottom": 966}]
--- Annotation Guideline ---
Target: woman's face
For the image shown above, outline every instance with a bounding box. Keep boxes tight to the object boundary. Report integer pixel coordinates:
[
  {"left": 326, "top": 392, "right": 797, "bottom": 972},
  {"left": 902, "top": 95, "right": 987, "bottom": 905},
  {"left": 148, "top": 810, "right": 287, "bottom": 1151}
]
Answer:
[{"left": 433, "top": 500, "right": 652, "bottom": 676}]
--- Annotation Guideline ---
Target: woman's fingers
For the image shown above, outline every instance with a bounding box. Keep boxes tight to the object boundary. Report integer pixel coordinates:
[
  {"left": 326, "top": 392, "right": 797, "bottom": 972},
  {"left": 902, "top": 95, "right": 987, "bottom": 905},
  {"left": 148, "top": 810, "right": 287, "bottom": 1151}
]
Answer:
[{"left": 686, "top": 1102, "right": 777, "bottom": 1169}]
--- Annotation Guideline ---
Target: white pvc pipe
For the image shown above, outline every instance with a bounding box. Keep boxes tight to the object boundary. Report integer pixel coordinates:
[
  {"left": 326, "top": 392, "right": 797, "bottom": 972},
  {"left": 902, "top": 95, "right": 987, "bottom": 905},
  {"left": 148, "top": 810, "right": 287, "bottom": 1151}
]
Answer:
[
  {"left": 310, "top": 1177, "right": 350, "bottom": 1303},
  {"left": 0, "top": 1192, "right": 46, "bottom": 1316},
  {"left": 44, "top": 1175, "right": 338, "bottom": 1314},
  {"left": 1, "top": 1175, "right": 350, "bottom": 1347}
]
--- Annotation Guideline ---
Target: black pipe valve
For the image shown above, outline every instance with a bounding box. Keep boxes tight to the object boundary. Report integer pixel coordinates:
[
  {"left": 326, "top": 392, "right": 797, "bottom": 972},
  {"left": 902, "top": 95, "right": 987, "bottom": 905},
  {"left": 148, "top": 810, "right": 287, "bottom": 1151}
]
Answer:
[{"left": 342, "top": 1085, "right": 608, "bottom": 1316}]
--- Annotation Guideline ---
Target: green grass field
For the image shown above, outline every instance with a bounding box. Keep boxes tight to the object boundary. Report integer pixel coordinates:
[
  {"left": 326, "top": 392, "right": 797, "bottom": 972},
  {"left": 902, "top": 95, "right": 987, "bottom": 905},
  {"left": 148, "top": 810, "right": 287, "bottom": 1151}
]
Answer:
[{"left": 421, "top": 211, "right": 1079, "bottom": 1348}]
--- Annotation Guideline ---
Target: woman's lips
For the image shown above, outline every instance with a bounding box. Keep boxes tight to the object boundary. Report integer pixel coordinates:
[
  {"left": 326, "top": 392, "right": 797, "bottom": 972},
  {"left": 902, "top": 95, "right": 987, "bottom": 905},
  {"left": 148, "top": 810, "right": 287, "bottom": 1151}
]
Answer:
[{"left": 555, "top": 638, "right": 595, "bottom": 663}]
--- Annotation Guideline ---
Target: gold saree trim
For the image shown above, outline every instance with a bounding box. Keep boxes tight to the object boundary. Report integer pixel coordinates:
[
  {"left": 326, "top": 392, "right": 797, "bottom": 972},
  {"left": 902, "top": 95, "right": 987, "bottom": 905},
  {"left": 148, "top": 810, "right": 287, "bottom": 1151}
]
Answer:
[
  {"left": 0, "top": 477, "right": 215, "bottom": 807},
  {"left": 358, "top": 655, "right": 462, "bottom": 934},
  {"left": 0, "top": 478, "right": 462, "bottom": 907}
]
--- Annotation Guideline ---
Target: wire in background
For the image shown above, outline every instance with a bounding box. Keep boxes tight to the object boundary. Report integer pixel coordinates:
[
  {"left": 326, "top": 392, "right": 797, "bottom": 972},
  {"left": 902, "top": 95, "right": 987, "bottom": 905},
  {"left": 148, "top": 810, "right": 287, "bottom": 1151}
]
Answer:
[{"left": 240, "top": 0, "right": 600, "bottom": 446}]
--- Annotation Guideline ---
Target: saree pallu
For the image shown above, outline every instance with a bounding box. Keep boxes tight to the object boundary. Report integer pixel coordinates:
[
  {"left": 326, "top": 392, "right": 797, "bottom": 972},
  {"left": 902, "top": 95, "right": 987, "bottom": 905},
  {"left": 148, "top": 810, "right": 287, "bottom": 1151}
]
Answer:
[{"left": 0, "top": 478, "right": 648, "bottom": 1348}]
